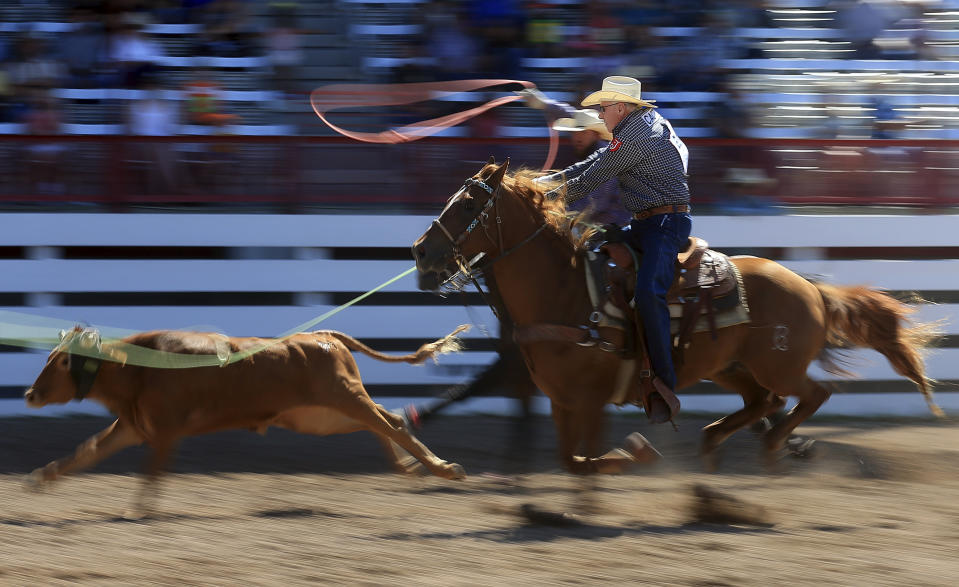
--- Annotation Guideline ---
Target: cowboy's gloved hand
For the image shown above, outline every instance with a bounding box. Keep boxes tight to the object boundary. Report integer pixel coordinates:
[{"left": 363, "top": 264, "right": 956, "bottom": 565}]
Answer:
[{"left": 514, "top": 88, "right": 549, "bottom": 110}]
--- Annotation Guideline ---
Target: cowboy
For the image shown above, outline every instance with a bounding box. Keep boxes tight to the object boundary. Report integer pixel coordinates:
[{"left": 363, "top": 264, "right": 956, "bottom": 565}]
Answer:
[
  {"left": 530, "top": 76, "right": 691, "bottom": 424},
  {"left": 517, "top": 88, "right": 629, "bottom": 225}
]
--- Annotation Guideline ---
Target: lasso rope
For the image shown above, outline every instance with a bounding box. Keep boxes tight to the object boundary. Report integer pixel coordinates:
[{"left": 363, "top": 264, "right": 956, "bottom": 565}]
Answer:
[
  {"left": 0, "top": 266, "right": 418, "bottom": 368},
  {"left": 310, "top": 79, "right": 558, "bottom": 170}
]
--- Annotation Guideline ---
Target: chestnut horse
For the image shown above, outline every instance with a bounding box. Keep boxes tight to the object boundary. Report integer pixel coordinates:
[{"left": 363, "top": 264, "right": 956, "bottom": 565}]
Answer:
[{"left": 412, "top": 159, "right": 942, "bottom": 474}]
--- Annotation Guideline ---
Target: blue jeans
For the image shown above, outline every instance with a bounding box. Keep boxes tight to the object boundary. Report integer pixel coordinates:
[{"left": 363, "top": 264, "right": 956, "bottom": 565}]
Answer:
[{"left": 625, "top": 212, "right": 692, "bottom": 391}]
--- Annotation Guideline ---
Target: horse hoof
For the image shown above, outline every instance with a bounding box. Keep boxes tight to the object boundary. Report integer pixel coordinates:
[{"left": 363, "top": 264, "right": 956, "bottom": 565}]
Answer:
[
  {"left": 446, "top": 462, "right": 467, "bottom": 480},
  {"left": 700, "top": 449, "right": 722, "bottom": 473},
  {"left": 786, "top": 436, "right": 816, "bottom": 459},
  {"left": 749, "top": 417, "right": 772, "bottom": 434},
  {"left": 624, "top": 432, "right": 662, "bottom": 464}
]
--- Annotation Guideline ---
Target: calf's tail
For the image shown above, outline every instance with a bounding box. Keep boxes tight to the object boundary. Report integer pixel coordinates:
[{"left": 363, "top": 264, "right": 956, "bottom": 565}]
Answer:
[
  {"left": 815, "top": 283, "right": 944, "bottom": 417},
  {"left": 323, "top": 325, "right": 470, "bottom": 364}
]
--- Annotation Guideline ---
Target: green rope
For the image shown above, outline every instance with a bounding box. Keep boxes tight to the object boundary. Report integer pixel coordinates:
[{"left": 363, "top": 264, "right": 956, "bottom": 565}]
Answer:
[{"left": 0, "top": 266, "right": 419, "bottom": 369}]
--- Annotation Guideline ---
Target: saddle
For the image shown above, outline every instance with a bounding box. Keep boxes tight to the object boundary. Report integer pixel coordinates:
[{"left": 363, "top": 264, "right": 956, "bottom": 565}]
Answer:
[
  {"left": 583, "top": 236, "right": 750, "bottom": 421},
  {"left": 510, "top": 234, "right": 750, "bottom": 424}
]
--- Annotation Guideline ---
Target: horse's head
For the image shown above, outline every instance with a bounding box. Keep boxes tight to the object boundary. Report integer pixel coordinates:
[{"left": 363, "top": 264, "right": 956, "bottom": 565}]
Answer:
[{"left": 412, "top": 157, "right": 511, "bottom": 292}]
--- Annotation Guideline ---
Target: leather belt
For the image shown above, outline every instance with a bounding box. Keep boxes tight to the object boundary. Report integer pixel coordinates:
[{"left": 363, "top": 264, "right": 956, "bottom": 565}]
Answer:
[{"left": 633, "top": 204, "right": 690, "bottom": 220}]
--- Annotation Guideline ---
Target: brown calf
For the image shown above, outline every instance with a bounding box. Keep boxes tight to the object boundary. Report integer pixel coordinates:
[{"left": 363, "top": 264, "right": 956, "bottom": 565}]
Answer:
[{"left": 24, "top": 325, "right": 468, "bottom": 513}]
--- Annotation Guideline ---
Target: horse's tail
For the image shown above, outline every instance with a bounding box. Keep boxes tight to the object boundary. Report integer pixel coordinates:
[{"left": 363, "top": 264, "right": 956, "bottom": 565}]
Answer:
[
  {"left": 322, "top": 325, "right": 470, "bottom": 364},
  {"left": 814, "top": 283, "right": 944, "bottom": 417}
]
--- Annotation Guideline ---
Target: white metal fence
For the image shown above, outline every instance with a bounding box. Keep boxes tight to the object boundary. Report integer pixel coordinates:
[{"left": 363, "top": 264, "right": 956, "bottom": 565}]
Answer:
[{"left": 1, "top": 213, "right": 956, "bottom": 417}]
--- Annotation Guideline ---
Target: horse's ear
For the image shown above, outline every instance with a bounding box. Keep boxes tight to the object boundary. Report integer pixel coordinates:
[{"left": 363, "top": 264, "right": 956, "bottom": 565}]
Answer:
[
  {"left": 488, "top": 158, "right": 509, "bottom": 186},
  {"left": 487, "top": 155, "right": 495, "bottom": 165}
]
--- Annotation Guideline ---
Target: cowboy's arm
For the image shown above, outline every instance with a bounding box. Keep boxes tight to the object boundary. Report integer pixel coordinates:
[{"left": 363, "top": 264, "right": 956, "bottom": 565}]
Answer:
[
  {"left": 538, "top": 147, "right": 602, "bottom": 187},
  {"left": 542, "top": 99, "right": 578, "bottom": 125},
  {"left": 516, "top": 89, "right": 578, "bottom": 124},
  {"left": 546, "top": 140, "right": 641, "bottom": 204}
]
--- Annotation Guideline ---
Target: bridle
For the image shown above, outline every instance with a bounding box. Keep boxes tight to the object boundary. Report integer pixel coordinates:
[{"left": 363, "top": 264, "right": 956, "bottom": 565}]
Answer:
[{"left": 430, "top": 175, "right": 548, "bottom": 296}]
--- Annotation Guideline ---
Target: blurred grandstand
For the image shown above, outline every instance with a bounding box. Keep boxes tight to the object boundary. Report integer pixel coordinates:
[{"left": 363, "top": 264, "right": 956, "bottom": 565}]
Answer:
[{"left": 2, "top": 0, "right": 959, "bottom": 211}]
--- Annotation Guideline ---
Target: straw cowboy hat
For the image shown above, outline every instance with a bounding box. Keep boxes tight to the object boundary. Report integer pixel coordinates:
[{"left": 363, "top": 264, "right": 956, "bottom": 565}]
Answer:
[
  {"left": 581, "top": 76, "right": 657, "bottom": 109},
  {"left": 551, "top": 109, "right": 613, "bottom": 141}
]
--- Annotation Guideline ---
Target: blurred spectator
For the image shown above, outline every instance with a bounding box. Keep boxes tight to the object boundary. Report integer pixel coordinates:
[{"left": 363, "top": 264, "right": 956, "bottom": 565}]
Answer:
[
  {"left": 467, "top": 0, "right": 526, "bottom": 79},
  {"left": 181, "top": 0, "right": 218, "bottom": 24},
  {"left": 126, "top": 74, "right": 180, "bottom": 194},
  {"left": 0, "top": 61, "right": 11, "bottom": 123},
  {"left": 108, "top": 13, "right": 163, "bottom": 88},
  {"left": 727, "top": 0, "right": 775, "bottom": 29},
  {"left": 7, "top": 33, "right": 66, "bottom": 93},
  {"left": 58, "top": 6, "right": 109, "bottom": 88},
  {"left": 5, "top": 33, "right": 65, "bottom": 123},
  {"left": 719, "top": 167, "right": 779, "bottom": 213},
  {"left": 426, "top": 1, "right": 481, "bottom": 80},
  {"left": 19, "top": 88, "right": 66, "bottom": 195},
  {"left": 183, "top": 68, "right": 238, "bottom": 188},
  {"left": 263, "top": 3, "right": 303, "bottom": 100},
  {"left": 832, "top": 0, "right": 888, "bottom": 59},
  {"left": 525, "top": 4, "right": 564, "bottom": 58},
  {"left": 391, "top": 40, "right": 438, "bottom": 85},
  {"left": 183, "top": 67, "right": 236, "bottom": 126},
  {"left": 577, "top": 0, "right": 628, "bottom": 57},
  {"left": 195, "top": 0, "right": 259, "bottom": 58},
  {"left": 709, "top": 77, "right": 754, "bottom": 139}
]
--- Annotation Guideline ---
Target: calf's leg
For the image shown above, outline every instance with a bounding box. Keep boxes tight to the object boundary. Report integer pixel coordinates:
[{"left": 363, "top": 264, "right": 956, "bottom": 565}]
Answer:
[
  {"left": 335, "top": 384, "right": 466, "bottom": 480},
  {"left": 27, "top": 418, "right": 142, "bottom": 489}
]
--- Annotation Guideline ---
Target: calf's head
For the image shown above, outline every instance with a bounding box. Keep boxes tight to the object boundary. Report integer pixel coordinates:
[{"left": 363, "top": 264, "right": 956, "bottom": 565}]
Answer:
[{"left": 25, "top": 327, "right": 102, "bottom": 407}]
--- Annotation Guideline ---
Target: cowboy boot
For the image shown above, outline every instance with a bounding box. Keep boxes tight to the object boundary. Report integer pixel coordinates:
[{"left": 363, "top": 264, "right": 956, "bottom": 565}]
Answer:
[{"left": 634, "top": 308, "right": 681, "bottom": 424}]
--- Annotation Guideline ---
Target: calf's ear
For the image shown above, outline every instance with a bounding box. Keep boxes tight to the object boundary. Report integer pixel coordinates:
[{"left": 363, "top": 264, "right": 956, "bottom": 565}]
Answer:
[{"left": 78, "top": 329, "right": 102, "bottom": 353}]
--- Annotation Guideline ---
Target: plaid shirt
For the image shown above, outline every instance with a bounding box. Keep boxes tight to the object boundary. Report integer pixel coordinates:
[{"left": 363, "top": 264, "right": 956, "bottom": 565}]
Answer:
[{"left": 543, "top": 108, "right": 690, "bottom": 213}]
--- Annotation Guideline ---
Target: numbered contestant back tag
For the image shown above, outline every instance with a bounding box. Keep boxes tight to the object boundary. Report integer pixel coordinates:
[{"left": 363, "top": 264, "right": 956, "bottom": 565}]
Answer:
[{"left": 643, "top": 110, "right": 689, "bottom": 174}]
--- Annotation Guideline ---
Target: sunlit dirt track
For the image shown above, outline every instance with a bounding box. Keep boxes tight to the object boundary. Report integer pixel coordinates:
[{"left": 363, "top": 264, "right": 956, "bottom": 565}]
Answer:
[{"left": 2, "top": 414, "right": 958, "bottom": 586}]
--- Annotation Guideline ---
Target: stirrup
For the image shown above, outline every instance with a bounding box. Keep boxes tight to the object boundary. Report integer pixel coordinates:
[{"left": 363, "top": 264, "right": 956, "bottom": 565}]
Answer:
[{"left": 642, "top": 377, "right": 681, "bottom": 424}]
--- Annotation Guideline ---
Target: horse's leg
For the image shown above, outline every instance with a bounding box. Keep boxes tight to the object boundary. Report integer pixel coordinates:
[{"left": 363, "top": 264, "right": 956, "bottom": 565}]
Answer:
[
  {"left": 501, "top": 372, "right": 538, "bottom": 475},
  {"left": 701, "top": 364, "right": 786, "bottom": 471},
  {"left": 551, "top": 402, "right": 592, "bottom": 475},
  {"left": 760, "top": 375, "right": 830, "bottom": 466}
]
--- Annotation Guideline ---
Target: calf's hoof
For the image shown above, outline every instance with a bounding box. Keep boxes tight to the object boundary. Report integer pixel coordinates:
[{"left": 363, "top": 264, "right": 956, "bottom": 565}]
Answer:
[
  {"left": 23, "top": 469, "right": 48, "bottom": 492},
  {"left": 24, "top": 466, "right": 56, "bottom": 492}
]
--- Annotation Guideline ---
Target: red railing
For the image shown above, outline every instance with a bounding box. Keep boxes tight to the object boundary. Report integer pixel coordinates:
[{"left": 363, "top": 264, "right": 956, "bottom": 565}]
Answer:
[{"left": 2, "top": 135, "right": 959, "bottom": 211}]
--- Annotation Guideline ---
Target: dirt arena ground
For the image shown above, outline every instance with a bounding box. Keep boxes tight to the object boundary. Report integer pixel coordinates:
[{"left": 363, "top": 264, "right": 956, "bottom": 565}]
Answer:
[{"left": 1, "top": 413, "right": 957, "bottom": 586}]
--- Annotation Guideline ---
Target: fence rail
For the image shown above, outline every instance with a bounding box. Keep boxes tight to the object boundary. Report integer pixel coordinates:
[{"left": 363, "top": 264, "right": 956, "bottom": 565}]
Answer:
[
  {"left": 3, "top": 136, "right": 959, "bottom": 210},
  {"left": 0, "top": 213, "right": 957, "bottom": 417}
]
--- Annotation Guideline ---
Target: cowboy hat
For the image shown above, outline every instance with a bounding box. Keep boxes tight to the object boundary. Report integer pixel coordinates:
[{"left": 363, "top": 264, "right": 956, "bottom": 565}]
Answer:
[
  {"left": 581, "top": 76, "right": 657, "bottom": 109},
  {"left": 551, "top": 109, "right": 613, "bottom": 141}
]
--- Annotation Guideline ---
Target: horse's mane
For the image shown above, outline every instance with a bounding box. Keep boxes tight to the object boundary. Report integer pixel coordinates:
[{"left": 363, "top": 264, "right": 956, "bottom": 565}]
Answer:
[{"left": 481, "top": 164, "right": 596, "bottom": 251}]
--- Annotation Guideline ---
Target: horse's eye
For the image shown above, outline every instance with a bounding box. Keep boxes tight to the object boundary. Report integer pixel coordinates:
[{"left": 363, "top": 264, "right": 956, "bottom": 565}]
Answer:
[{"left": 463, "top": 197, "right": 475, "bottom": 211}]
